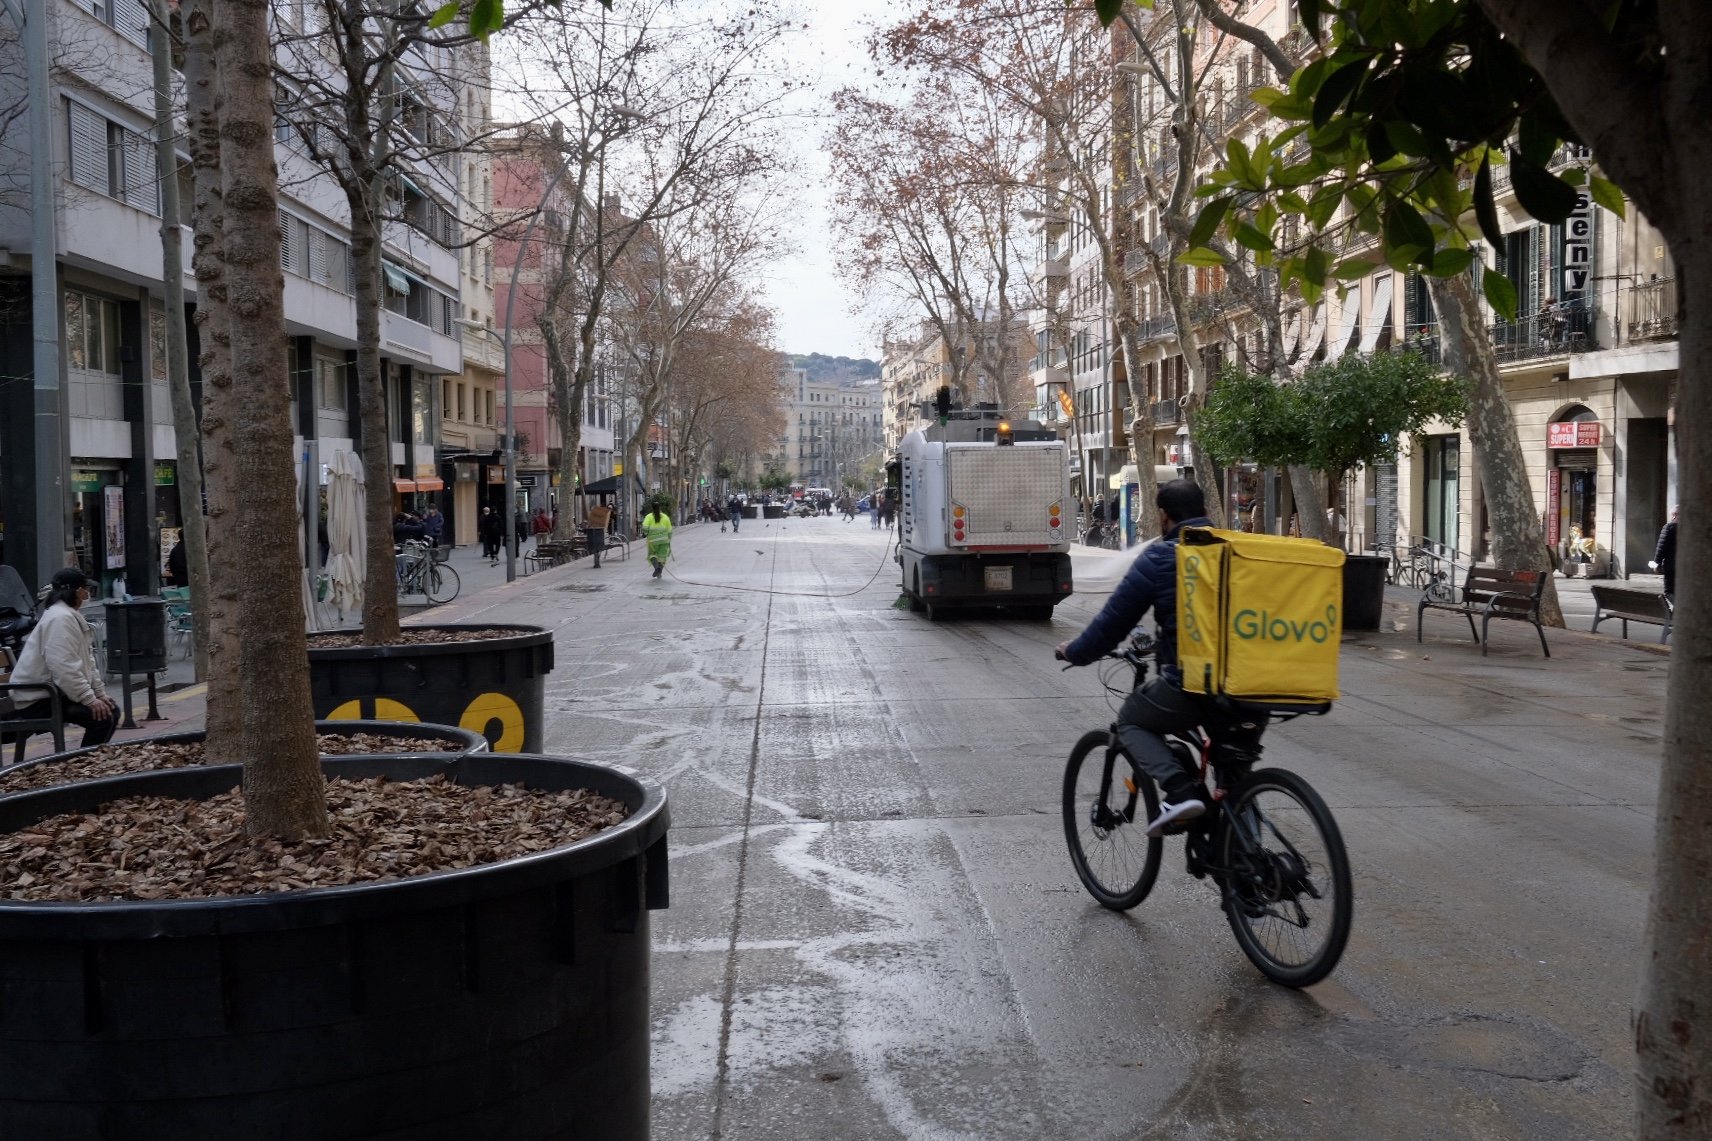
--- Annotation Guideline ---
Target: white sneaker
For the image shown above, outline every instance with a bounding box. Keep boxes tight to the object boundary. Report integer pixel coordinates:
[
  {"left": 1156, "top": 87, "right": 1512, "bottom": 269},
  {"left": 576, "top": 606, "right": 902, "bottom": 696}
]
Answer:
[{"left": 1146, "top": 796, "right": 1206, "bottom": 837}]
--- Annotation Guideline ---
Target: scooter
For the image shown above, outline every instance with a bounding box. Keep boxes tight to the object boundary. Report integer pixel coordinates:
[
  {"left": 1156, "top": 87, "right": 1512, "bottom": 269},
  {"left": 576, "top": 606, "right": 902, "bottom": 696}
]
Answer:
[{"left": 0, "top": 565, "right": 38, "bottom": 667}]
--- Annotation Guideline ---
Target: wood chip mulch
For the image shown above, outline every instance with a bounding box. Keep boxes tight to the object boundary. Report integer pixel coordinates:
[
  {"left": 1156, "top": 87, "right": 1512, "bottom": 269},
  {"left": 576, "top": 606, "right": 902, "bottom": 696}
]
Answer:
[
  {"left": 0, "top": 733, "right": 467, "bottom": 796},
  {"left": 307, "top": 627, "right": 523, "bottom": 648},
  {"left": 0, "top": 775, "right": 630, "bottom": 903}
]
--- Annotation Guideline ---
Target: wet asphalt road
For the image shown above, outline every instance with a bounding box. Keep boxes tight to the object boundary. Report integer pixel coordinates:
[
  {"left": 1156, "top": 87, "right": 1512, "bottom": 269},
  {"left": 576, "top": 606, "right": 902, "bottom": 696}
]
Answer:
[{"left": 447, "top": 515, "right": 1658, "bottom": 1140}]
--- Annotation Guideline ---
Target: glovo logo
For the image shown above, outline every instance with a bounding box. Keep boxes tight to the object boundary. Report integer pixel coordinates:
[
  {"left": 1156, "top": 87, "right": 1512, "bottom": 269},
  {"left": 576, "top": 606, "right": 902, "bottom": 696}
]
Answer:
[
  {"left": 324, "top": 691, "right": 527, "bottom": 751},
  {"left": 1180, "top": 553, "right": 1206, "bottom": 646},
  {"left": 1231, "top": 603, "right": 1339, "bottom": 645}
]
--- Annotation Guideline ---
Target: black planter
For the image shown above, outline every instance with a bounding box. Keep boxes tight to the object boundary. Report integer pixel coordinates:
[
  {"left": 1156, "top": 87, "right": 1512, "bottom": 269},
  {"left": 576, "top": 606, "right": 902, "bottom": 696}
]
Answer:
[
  {"left": 0, "top": 753, "right": 668, "bottom": 1141},
  {"left": 308, "top": 625, "right": 554, "bottom": 753},
  {"left": 1342, "top": 553, "right": 1390, "bottom": 632},
  {"left": 2, "top": 720, "right": 489, "bottom": 799}
]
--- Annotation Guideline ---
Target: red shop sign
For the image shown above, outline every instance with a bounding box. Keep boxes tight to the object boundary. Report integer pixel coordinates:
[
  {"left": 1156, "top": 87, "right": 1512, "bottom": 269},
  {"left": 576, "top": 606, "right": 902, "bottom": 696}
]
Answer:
[{"left": 1548, "top": 421, "right": 1602, "bottom": 449}]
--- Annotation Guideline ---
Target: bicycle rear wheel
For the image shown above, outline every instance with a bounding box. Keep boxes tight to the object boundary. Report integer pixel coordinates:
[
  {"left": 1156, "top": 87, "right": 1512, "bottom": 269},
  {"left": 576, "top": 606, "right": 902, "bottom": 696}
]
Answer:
[
  {"left": 1062, "top": 730, "right": 1162, "bottom": 910},
  {"left": 1217, "top": 767, "right": 1351, "bottom": 987},
  {"left": 426, "top": 563, "right": 461, "bottom": 604}
]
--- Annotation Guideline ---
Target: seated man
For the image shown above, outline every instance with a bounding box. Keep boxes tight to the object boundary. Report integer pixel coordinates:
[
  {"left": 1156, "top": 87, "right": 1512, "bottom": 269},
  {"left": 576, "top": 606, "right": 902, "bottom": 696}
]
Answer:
[
  {"left": 1055, "top": 480, "right": 1265, "bottom": 835},
  {"left": 4, "top": 567, "right": 117, "bottom": 751}
]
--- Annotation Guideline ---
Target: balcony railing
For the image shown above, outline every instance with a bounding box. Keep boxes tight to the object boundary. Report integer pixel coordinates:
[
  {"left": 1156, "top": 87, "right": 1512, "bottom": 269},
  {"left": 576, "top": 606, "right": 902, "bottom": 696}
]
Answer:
[
  {"left": 1150, "top": 398, "right": 1182, "bottom": 426},
  {"left": 1488, "top": 308, "right": 1596, "bottom": 363},
  {"left": 1397, "top": 308, "right": 1598, "bottom": 366},
  {"left": 1136, "top": 313, "right": 1177, "bottom": 342},
  {"left": 1123, "top": 248, "right": 1148, "bottom": 276},
  {"left": 1624, "top": 277, "right": 1678, "bottom": 342}
]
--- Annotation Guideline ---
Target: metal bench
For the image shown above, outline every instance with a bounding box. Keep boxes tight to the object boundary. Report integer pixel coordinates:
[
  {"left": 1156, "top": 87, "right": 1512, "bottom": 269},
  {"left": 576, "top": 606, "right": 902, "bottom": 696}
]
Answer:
[
  {"left": 1590, "top": 584, "right": 1673, "bottom": 643},
  {"left": 0, "top": 682, "right": 65, "bottom": 766},
  {"left": 1418, "top": 565, "right": 1550, "bottom": 657}
]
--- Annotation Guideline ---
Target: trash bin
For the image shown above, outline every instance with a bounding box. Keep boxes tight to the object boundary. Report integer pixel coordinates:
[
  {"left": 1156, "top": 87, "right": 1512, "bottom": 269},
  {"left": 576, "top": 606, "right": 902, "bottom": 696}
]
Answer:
[
  {"left": 104, "top": 598, "right": 168, "bottom": 675},
  {"left": 1341, "top": 554, "right": 1390, "bottom": 631}
]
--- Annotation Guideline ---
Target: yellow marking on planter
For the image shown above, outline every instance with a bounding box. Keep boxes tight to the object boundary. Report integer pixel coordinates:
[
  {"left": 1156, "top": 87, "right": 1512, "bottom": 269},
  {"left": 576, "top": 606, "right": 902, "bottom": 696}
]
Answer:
[
  {"left": 325, "top": 697, "right": 421, "bottom": 721},
  {"left": 460, "top": 692, "right": 525, "bottom": 752}
]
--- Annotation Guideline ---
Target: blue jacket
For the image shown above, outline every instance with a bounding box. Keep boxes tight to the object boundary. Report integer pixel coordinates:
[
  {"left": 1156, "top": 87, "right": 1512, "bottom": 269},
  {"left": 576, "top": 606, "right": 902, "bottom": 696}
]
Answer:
[{"left": 1062, "top": 516, "right": 1212, "bottom": 679}]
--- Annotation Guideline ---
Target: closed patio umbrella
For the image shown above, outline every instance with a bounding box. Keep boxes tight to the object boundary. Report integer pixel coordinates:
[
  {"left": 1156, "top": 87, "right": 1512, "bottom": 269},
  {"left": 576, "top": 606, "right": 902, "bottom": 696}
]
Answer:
[{"left": 325, "top": 450, "right": 366, "bottom": 620}]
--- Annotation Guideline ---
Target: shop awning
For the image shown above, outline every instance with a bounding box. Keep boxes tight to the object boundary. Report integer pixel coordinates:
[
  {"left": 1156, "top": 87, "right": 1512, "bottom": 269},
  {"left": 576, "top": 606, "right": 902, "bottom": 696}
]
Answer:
[
  {"left": 414, "top": 476, "right": 446, "bottom": 492},
  {"left": 392, "top": 478, "right": 417, "bottom": 493},
  {"left": 383, "top": 264, "right": 412, "bottom": 294}
]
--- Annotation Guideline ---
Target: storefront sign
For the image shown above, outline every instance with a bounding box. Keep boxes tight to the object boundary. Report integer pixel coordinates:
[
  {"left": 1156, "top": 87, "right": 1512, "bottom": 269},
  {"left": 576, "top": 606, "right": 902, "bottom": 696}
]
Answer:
[
  {"left": 1546, "top": 468, "right": 1562, "bottom": 547},
  {"left": 154, "top": 462, "right": 175, "bottom": 486},
  {"left": 71, "top": 470, "right": 104, "bottom": 493},
  {"left": 103, "top": 484, "right": 126, "bottom": 570},
  {"left": 487, "top": 468, "right": 505, "bottom": 484},
  {"left": 1563, "top": 191, "right": 1594, "bottom": 298},
  {"left": 1548, "top": 421, "right": 1601, "bottom": 448}
]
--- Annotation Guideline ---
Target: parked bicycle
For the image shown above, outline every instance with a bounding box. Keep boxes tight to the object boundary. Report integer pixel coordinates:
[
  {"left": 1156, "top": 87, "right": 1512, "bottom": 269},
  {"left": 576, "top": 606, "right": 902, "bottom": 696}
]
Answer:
[
  {"left": 1060, "top": 634, "right": 1352, "bottom": 987},
  {"left": 395, "top": 540, "right": 459, "bottom": 605}
]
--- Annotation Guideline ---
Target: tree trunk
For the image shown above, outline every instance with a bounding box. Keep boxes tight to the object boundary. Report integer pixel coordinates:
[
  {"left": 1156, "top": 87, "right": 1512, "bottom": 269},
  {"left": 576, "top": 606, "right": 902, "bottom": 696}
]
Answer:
[
  {"left": 183, "top": 0, "right": 240, "bottom": 754},
  {"left": 1636, "top": 249, "right": 1709, "bottom": 1141},
  {"left": 547, "top": 322, "right": 591, "bottom": 542},
  {"left": 151, "top": 0, "right": 209, "bottom": 682},
  {"left": 1428, "top": 273, "right": 1564, "bottom": 626},
  {"left": 1288, "top": 465, "right": 1329, "bottom": 542},
  {"left": 212, "top": 0, "right": 329, "bottom": 838},
  {"left": 347, "top": 69, "right": 402, "bottom": 645}
]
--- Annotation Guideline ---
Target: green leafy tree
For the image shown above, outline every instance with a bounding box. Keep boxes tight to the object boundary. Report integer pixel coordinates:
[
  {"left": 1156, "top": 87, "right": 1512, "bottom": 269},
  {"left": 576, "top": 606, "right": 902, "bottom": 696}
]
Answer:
[
  {"left": 1123, "top": 0, "right": 1711, "bottom": 1133},
  {"left": 1199, "top": 353, "right": 1468, "bottom": 530}
]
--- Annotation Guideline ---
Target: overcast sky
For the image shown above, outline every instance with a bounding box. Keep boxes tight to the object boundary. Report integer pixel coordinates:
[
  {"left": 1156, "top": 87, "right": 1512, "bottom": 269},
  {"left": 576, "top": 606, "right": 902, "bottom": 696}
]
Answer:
[
  {"left": 494, "top": 1, "right": 905, "bottom": 363},
  {"left": 760, "top": 0, "right": 900, "bottom": 362}
]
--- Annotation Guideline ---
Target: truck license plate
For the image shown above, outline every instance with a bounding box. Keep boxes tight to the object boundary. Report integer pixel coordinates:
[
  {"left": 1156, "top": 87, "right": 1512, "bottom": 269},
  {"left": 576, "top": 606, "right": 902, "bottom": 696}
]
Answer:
[{"left": 984, "top": 566, "right": 1013, "bottom": 592}]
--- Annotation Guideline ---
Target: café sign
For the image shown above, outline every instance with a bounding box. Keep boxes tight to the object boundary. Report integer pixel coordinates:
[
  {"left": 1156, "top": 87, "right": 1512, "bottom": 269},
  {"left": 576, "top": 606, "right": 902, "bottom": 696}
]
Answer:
[{"left": 1548, "top": 421, "right": 1601, "bottom": 449}]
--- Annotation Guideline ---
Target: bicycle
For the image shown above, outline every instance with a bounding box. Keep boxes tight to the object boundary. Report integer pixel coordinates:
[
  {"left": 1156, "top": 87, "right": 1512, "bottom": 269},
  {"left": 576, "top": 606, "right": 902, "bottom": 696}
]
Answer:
[
  {"left": 395, "top": 541, "right": 460, "bottom": 605},
  {"left": 1059, "top": 634, "right": 1352, "bottom": 987}
]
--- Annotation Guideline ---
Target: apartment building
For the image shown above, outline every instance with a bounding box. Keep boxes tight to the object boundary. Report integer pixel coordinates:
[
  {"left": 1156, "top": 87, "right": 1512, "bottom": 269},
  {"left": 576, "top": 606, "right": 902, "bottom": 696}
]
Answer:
[
  {"left": 1032, "top": 0, "right": 1676, "bottom": 574},
  {"left": 489, "top": 131, "right": 619, "bottom": 518},
  {"left": 0, "top": 0, "right": 485, "bottom": 590},
  {"left": 882, "top": 319, "right": 1031, "bottom": 449},
  {"left": 781, "top": 367, "right": 884, "bottom": 490}
]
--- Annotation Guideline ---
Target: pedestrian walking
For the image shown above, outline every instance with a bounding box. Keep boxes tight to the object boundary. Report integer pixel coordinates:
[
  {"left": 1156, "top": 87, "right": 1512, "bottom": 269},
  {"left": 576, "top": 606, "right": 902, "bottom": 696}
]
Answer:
[
  {"left": 585, "top": 502, "right": 612, "bottom": 569},
  {"left": 1652, "top": 505, "right": 1678, "bottom": 597},
  {"left": 726, "top": 495, "right": 742, "bottom": 534},
  {"left": 641, "top": 501, "right": 673, "bottom": 579},
  {"left": 514, "top": 509, "right": 529, "bottom": 555},
  {"left": 1, "top": 568, "right": 117, "bottom": 751},
  {"left": 478, "top": 507, "right": 501, "bottom": 563}
]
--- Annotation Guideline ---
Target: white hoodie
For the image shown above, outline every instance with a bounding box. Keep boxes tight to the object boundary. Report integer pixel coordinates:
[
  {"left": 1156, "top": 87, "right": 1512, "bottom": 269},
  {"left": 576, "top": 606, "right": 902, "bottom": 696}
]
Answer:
[{"left": 8, "top": 601, "right": 107, "bottom": 707}]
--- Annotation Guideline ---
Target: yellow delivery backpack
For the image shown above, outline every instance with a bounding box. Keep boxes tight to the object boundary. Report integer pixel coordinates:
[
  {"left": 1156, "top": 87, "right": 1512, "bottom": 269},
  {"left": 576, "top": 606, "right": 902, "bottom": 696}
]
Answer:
[{"left": 1175, "top": 527, "right": 1345, "bottom": 705}]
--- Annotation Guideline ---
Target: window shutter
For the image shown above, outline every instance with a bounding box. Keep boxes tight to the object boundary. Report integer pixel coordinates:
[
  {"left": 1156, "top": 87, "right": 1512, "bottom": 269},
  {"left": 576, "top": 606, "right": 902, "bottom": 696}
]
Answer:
[
  {"left": 278, "top": 211, "right": 294, "bottom": 273},
  {"left": 68, "top": 102, "right": 110, "bottom": 194},
  {"left": 123, "top": 130, "right": 160, "bottom": 215},
  {"left": 308, "top": 226, "right": 328, "bottom": 283},
  {"left": 112, "top": 0, "right": 149, "bottom": 47}
]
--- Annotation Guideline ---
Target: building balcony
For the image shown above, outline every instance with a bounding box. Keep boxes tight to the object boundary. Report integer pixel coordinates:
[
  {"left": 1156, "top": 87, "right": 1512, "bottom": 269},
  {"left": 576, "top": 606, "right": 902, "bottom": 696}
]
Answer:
[
  {"left": 1037, "top": 248, "right": 1069, "bottom": 281},
  {"left": 1622, "top": 276, "right": 1677, "bottom": 343},
  {"left": 1489, "top": 309, "right": 1597, "bottom": 364},
  {"left": 1150, "top": 398, "right": 1182, "bottom": 426},
  {"left": 1136, "top": 313, "right": 1177, "bottom": 343}
]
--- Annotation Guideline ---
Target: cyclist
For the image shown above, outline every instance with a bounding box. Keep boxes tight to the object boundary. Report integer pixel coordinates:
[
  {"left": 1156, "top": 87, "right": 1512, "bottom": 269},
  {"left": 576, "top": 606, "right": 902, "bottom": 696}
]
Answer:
[{"left": 1055, "top": 479, "right": 1265, "bottom": 836}]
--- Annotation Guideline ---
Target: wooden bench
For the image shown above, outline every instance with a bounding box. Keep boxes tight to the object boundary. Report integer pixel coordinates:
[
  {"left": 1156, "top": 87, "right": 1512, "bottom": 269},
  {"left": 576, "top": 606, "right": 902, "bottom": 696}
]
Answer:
[
  {"left": 0, "top": 682, "right": 66, "bottom": 766},
  {"left": 1418, "top": 566, "right": 1550, "bottom": 657},
  {"left": 1590, "top": 584, "right": 1673, "bottom": 643}
]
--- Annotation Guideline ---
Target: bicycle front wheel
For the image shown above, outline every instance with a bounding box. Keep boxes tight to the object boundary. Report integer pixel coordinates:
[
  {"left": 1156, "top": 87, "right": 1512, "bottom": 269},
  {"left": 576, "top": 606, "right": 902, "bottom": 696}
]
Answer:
[
  {"left": 1217, "top": 768, "right": 1352, "bottom": 987},
  {"left": 1062, "top": 730, "right": 1162, "bottom": 910},
  {"left": 426, "top": 563, "right": 460, "bottom": 604}
]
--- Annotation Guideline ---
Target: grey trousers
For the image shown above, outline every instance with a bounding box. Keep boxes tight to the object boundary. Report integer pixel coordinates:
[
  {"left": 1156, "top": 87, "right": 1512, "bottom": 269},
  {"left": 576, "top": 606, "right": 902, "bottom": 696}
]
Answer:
[{"left": 1114, "top": 677, "right": 1266, "bottom": 793}]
